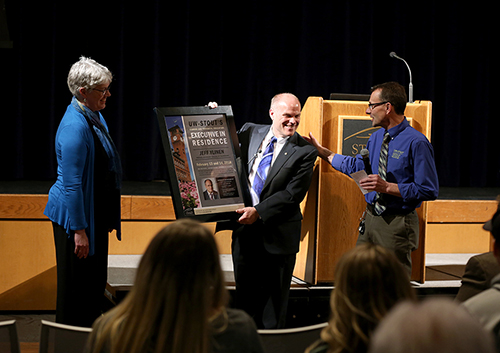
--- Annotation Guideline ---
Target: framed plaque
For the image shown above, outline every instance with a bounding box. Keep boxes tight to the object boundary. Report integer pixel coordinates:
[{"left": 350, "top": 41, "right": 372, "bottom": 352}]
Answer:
[{"left": 155, "top": 105, "right": 247, "bottom": 222}]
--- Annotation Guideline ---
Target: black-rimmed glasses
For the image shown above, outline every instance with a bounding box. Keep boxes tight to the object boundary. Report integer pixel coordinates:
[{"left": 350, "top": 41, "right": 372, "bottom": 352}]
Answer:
[{"left": 367, "top": 101, "right": 389, "bottom": 110}]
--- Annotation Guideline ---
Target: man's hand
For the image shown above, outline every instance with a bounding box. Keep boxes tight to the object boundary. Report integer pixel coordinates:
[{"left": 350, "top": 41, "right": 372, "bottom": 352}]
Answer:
[
  {"left": 74, "top": 229, "right": 89, "bottom": 259},
  {"left": 303, "top": 132, "right": 335, "bottom": 164},
  {"left": 236, "top": 207, "right": 260, "bottom": 225},
  {"left": 359, "top": 174, "right": 401, "bottom": 197}
]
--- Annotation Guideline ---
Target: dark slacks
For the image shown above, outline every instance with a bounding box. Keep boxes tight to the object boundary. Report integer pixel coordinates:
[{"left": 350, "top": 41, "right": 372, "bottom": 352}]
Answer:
[
  {"left": 357, "top": 206, "right": 419, "bottom": 276},
  {"left": 52, "top": 222, "right": 109, "bottom": 327},
  {"left": 231, "top": 227, "right": 296, "bottom": 329}
]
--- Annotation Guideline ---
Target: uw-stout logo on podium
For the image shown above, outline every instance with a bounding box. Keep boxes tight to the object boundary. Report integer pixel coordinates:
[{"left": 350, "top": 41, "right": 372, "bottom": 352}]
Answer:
[
  {"left": 341, "top": 117, "right": 380, "bottom": 156},
  {"left": 340, "top": 116, "right": 413, "bottom": 156}
]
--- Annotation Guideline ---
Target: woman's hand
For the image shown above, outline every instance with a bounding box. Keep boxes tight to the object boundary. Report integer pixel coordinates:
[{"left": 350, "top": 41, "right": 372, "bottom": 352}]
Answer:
[{"left": 74, "top": 229, "right": 89, "bottom": 259}]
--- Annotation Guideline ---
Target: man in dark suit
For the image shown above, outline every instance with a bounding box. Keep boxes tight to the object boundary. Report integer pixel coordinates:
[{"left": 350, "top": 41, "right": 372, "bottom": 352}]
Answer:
[
  {"left": 456, "top": 252, "right": 500, "bottom": 302},
  {"left": 462, "top": 200, "right": 500, "bottom": 347},
  {"left": 227, "top": 93, "right": 318, "bottom": 329},
  {"left": 203, "top": 179, "right": 219, "bottom": 200}
]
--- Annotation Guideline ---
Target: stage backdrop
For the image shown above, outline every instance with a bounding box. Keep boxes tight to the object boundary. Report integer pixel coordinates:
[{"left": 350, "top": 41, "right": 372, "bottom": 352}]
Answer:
[{"left": 0, "top": 1, "right": 496, "bottom": 188}]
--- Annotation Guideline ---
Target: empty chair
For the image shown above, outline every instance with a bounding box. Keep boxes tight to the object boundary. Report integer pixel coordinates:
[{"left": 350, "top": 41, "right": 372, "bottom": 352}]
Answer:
[
  {"left": 258, "top": 322, "right": 328, "bottom": 353},
  {"left": 39, "top": 320, "right": 92, "bottom": 353},
  {"left": 0, "top": 320, "right": 20, "bottom": 353}
]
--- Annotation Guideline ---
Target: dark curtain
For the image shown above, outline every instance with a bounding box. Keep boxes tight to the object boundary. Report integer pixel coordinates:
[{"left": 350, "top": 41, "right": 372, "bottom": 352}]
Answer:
[{"left": 0, "top": 1, "right": 495, "bottom": 187}]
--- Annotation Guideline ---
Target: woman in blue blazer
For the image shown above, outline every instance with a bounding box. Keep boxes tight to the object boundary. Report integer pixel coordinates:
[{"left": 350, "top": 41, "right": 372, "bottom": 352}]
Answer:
[{"left": 44, "top": 57, "right": 122, "bottom": 327}]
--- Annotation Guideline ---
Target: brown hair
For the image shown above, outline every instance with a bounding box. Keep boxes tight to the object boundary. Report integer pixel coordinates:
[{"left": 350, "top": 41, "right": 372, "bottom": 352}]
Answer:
[
  {"left": 308, "top": 243, "right": 416, "bottom": 353},
  {"left": 371, "top": 82, "right": 407, "bottom": 115},
  {"left": 87, "top": 219, "right": 228, "bottom": 353}
]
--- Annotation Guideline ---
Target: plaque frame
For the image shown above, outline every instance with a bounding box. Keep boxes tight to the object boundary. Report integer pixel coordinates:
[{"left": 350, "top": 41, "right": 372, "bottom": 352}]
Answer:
[{"left": 155, "top": 105, "right": 247, "bottom": 222}]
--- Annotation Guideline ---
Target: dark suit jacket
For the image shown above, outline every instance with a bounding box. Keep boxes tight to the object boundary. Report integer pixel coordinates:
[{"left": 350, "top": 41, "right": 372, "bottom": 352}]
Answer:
[
  {"left": 203, "top": 190, "right": 219, "bottom": 200},
  {"left": 456, "top": 252, "right": 500, "bottom": 302},
  {"left": 231, "top": 123, "right": 318, "bottom": 255}
]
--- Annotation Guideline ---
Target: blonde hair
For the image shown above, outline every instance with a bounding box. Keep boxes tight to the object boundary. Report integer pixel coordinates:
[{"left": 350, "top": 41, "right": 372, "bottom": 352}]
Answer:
[
  {"left": 67, "top": 56, "right": 113, "bottom": 98},
  {"left": 307, "top": 243, "right": 416, "bottom": 353},
  {"left": 87, "top": 219, "right": 228, "bottom": 353}
]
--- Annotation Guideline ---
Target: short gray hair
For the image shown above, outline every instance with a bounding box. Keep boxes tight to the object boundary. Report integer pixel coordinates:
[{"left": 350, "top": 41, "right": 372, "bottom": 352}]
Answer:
[{"left": 67, "top": 56, "right": 113, "bottom": 98}]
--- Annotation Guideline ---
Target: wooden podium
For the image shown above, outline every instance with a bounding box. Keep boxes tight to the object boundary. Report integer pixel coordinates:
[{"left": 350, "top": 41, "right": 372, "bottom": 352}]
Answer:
[{"left": 294, "top": 97, "right": 433, "bottom": 284}]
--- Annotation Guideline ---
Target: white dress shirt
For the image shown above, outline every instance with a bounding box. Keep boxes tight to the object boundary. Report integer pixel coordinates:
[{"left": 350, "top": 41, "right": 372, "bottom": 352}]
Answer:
[{"left": 248, "top": 128, "right": 289, "bottom": 206}]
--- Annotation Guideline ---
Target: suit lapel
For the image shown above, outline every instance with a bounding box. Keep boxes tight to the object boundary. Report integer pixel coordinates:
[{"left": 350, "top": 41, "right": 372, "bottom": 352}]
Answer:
[
  {"left": 264, "top": 133, "right": 298, "bottom": 187},
  {"left": 247, "top": 125, "right": 270, "bottom": 174}
]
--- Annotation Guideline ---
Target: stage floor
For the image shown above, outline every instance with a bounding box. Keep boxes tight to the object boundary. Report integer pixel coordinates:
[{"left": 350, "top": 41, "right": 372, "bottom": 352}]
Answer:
[{"left": 107, "top": 252, "right": 473, "bottom": 295}]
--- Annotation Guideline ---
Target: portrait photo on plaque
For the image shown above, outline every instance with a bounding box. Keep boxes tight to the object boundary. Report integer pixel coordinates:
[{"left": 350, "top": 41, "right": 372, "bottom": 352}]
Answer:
[{"left": 155, "top": 105, "right": 247, "bottom": 222}]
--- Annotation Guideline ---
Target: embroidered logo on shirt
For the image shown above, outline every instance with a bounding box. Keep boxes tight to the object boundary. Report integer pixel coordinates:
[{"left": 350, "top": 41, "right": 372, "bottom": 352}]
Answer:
[{"left": 391, "top": 150, "right": 405, "bottom": 159}]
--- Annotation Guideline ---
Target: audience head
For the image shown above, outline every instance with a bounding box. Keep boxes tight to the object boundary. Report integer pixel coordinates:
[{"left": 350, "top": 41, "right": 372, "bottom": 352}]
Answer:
[
  {"left": 88, "top": 219, "right": 228, "bottom": 353},
  {"left": 133, "top": 217, "right": 227, "bottom": 315},
  {"left": 315, "top": 243, "right": 415, "bottom": 353},
  {"left": 483, "top": 197, "right": 500, "bottom": 264},
  {"left": 369, "top": 298, "right": 495, "bottom": 353},
  {"left": 484, "top": 197, "right": 500, "bottom": 242}
]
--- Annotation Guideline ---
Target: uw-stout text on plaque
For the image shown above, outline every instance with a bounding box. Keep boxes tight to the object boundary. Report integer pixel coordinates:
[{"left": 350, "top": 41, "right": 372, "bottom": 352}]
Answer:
[{"left": 163, "top": 113, "right": 245, "bottom": 218}]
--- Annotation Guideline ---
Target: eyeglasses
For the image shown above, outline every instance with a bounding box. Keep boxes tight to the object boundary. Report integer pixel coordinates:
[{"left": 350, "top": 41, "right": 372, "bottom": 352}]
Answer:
[
  {"left": 91, "top": 86, "right": 111, "bottom": 96},
  {"left": 367, "top": 101, "right": 389, "bottom": 110}
]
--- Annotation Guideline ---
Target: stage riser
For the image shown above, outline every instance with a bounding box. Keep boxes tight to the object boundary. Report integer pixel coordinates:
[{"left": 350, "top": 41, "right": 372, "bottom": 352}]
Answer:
[
  {"left": 0, "top": 195, "right": 494, "bottom": 310},
  {"left": 426, "top": 200, "right": 496, "bottom": 253}
]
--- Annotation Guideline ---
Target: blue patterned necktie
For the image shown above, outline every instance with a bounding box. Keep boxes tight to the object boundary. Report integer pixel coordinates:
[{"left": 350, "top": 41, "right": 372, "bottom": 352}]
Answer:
[
  {"left": 374, "top": 132, "right": 391, "bottom": 215},
  {"left": 252, "top": 136, "right": 277, "bottom": 199}
]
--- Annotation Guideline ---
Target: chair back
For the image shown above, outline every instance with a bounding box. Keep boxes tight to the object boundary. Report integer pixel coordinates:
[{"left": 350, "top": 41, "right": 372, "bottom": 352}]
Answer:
[
  {"left": 0, "top": 320, "right": 20, "bottom": 353},
  {"left": 39, "top": 320, "right": 92, "bottom": 353},
  {"left": 258, "top": 322, "right": 328, "bottom": 353}
]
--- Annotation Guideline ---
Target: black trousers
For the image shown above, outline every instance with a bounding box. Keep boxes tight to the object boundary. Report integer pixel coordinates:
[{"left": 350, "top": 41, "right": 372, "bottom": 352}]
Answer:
[
  {"left": 52, "top": 222, "right": 109, "bottom": 327},
  {"left": 231, "top": 227, "right": 296, "bottom": 329}
]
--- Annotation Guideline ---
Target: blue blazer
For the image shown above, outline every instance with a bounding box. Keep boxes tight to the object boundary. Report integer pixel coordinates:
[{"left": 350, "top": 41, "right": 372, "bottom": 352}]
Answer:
[{"left": 44, "top": 102, "right": 121, "bottom": 255}]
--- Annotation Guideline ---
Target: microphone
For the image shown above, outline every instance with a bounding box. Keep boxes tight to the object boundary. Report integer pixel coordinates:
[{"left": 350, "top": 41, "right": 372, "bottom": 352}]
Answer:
[
  {"left": 360, "top": 148, "right": 372, "bottom": 175},
  {"left": 389, "top": 51, "right": 413, "bottom": 103},
  {"left": 248, "top": 149, "right": 262, "bottom": 165}
]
